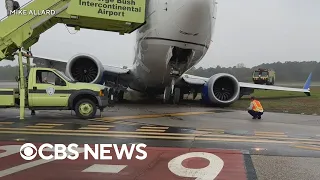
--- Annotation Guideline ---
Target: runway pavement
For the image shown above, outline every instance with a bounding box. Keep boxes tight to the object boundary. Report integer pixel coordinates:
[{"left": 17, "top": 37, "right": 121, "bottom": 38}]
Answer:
[{"left": 0, "top": 103, "right": 319, "bottom": 179}]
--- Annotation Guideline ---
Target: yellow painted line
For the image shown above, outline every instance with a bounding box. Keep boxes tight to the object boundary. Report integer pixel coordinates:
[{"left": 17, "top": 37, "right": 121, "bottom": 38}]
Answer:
[
  {"left": 79, "top": 127, "right": 109, "bottom": 131},
  {"left": 87, "top": 125, "right": 114, "bottom": 128},
  {"left": 254, "top": 131, "right": 285, "bottom": 135},
  {"left": 0, "top": 127, "right": 319, "bottom": 145},
  {"left": 136, "top": 129, "right": 166, "bottom": 132},
  {"left": 255, "top": 134, "right": 287, "bottom": 137},
  {"left": 25, "top": 126, "right": 55, "bottom": 129},
  {"left": 140, "top": 126, "right": 169, "bottom": 129},
  {"left": 294, "top": 145, "right": 320, "bottom": 151},
  {"left": 35, "top": 123, "right": 63, "bottom": 126},
  {"left": 115, "top": 122, "right": 139, "bottom": 125},
  {"left": 95, "top": 111, "right": 214, "bottom": 121},
  {"left": 0, "top": 122, "right": 14, "bottom": 125},
  {"left": 196, "top": 128, "right": 225, "bottom": 132},
  {"left": 0, "top": 130, "right": 301, "bottom": 144}
]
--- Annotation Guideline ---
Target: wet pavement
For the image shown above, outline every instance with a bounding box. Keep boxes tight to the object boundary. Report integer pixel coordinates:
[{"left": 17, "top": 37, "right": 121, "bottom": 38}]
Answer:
[{"left": 0, "top": 103, "right": 319, "bottom": 180}]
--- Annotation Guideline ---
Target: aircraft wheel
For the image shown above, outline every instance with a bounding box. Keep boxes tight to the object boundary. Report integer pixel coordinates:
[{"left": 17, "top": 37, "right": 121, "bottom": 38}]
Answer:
[
  {"left": 118, "top": 90, "right": 124, "bottom": 101},
  {"left": 180, "top": 92, "right": 184, "bottom": 100},
  {"left": 163, "top": 86, "right": 172, "bottom": 103},
  {"left": 173, "top": 88, "right": 181, "bottom": 104}
]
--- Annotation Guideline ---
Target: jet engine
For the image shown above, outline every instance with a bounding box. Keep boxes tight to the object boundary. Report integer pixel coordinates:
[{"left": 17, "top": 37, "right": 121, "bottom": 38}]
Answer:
[
  {"left": 201, "top": 73, "right": 240, "bottom": 106},
  {"left": 65, "top": 54, "right": 104, "bottom": 84}
]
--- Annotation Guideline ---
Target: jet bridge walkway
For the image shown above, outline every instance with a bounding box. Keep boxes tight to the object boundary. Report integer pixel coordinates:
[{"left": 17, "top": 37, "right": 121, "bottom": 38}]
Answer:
[{"left": 0, "top": 0, "right": 146, "bottom": 119}]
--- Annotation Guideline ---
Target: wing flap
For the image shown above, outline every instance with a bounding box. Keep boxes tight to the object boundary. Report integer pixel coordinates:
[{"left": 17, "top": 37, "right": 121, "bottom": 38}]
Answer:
[
  {"left": 103, "top": 65, "right": 130, "bottom": 74},
  {"left": 181, "top": 74, "right": 207, "bottom": 85},
  {"left": 239, "top": 82, "right": 310, "bottom": 93},
  {"left": 32, "top": 56, "right": 67, "bottom": 72}
]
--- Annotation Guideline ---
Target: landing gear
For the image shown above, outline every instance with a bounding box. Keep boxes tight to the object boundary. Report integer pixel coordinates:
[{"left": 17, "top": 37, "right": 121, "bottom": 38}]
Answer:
[
  {"left": 117, "top": 90, "right": 124, "bottom": 102},
  {"left": 173, "top": 88, "right": 181, "bottom": 104},
  {"left": 163, "top": 77, "right": 181, "bottom": 104}
]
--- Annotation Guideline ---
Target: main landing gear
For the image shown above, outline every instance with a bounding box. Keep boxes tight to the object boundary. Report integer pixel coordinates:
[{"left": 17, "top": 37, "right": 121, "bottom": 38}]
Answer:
[{"left": 163, "top": 71, "right": 182, "bottom": 104}]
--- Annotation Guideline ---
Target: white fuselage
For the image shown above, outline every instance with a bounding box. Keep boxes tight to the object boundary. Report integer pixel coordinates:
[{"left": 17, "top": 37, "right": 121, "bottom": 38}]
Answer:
[{"left": 128, "top": 0, "right": 216, "bottom": 93}]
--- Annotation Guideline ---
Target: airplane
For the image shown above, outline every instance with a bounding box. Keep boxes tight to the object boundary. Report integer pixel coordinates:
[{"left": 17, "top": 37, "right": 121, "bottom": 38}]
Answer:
[{"left": 32, "top": 0, "right": 312, "bottom": 107}]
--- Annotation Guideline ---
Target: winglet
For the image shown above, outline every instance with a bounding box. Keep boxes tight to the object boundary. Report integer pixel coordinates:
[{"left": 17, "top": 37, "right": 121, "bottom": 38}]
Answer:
[{"left": 303, "top": 72, "right": 312, "bottom": 90}]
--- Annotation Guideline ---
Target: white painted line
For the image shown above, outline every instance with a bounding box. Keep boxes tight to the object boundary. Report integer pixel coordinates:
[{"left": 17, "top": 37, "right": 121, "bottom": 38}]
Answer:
[
  {"left": 168, "top": 152, "right": 224, "bottom": 179},
  {"left": 140, "top": 126, "right": 169, "bottom": 129},
  {"left": 0, "top": 159, "right": 56, "bottom": 177},
  {"left": 82, "top": 164, "right": 127, "bottom": 173}
]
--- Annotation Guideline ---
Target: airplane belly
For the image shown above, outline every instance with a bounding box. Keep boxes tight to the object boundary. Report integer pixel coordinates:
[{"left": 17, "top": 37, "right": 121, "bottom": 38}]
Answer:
[
  {"left": 129, "top": 0, "right": 216, "bottom": 92},
  {"left": 153, "top": 0, "right": 213, "bottom": 49}
]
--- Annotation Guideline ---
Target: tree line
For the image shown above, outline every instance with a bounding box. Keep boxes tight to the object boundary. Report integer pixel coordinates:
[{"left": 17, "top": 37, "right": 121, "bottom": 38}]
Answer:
[
  {"left": 0, "top": 61, "right": 319, "bottom": 82},
  {"left": 187, "top": 61, "right": 320, "bottom": 82}
]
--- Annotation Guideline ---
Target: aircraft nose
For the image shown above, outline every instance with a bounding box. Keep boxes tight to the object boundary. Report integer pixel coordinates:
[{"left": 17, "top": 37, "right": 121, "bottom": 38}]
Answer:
[{"left": 173, "top": 0, "right": 213, "bottom": 35}]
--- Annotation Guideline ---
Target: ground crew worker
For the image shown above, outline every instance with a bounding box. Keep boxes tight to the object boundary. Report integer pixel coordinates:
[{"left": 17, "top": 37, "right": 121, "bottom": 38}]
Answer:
[{"left": 247, "top": 96, "right": 264, "bottom": 119}]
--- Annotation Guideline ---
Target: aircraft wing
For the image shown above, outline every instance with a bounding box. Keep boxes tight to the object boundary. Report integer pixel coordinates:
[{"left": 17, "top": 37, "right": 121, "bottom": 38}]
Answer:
[
  {"left": 179, "top": 73, "right": 312, "bottom": 95},
  {"left": 33, "top": 56, "right": 67, "bottom": 72}
]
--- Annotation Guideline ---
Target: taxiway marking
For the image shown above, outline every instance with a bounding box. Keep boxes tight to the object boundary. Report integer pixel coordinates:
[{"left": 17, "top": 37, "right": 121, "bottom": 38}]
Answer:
[
  {"left": 79, "top": 127, "right": 110, "bottom": 131},
  {"left": 35, "top": 123, "right": 63, "bottom": 126},
  {"left": 87, "top": 125, "right": 115, "bottom": 128},
  {"left": 254, "top": 133, "right": 287, "bottom": 138},
  {"left": 0, "top": 122, "right": 13, "bottom": 125},
  {"left": 82, "top": 164, "right": 127, "bottom": 173},
  {"left": 94, "top": 111, "right": 214, "bottom": 121},
  {"left": 197, "top": 128, "right": 225, "bottom": 132},
  {"left": 25, "top": 125, "right": 55, "bottom": 129},
  {"left": 0, "top": 127, "right": 319, "bottom": 144},
  {"left": 0, "top": 143, "right": 246, "bottom": 180},
  {"left": 140, "top": 126, "right": 169, "bottom": 129},
  {"left": 254, "top": 131, "right": 285, "bottom": 135},
  {"left": 0, "top": 129, "right": 319, "bottom": 145},
  {"left": 294, "top": 145, "right": 320, "bottom": 151},
  {"left": 136, "top": 129, "right": 166, "bottom": 132}
]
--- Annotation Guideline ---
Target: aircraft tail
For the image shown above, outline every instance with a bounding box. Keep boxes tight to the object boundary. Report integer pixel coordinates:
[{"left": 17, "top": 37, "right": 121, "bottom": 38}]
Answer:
[{"left": 303, "top": 72, "right": 312, "bottom": 90}]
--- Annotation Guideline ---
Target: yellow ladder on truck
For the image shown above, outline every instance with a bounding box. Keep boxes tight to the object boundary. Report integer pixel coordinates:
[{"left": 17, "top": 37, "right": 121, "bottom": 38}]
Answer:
[
  {"left": 0, "top": 0, "right": 146, "bottom": 119},
  {"left": 0, "top": 0, "right": 146, "bottom": 60}
]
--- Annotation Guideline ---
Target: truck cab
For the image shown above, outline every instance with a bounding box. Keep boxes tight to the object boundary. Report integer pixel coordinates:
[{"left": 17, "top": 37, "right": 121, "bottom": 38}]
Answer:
[
  {"left": 252, "top": 68, "right": 275, "bottom": 85},
  {"left": 0, "top": 67, "right": 111, "bottom": 119}
]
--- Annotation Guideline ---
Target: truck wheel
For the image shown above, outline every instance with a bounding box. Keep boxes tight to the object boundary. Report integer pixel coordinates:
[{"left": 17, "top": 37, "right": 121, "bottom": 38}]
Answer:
[{"left": 75, "top": 99, "right": 97, "bottom": 119}]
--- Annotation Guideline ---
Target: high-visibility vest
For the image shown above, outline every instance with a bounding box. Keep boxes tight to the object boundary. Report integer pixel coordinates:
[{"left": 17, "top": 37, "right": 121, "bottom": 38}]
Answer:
[{"left": 252, "top": 100, "right": 263, "bottom": 112}]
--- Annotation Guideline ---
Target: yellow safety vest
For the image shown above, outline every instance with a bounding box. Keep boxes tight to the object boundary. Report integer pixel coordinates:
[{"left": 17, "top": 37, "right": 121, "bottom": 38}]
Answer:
[{"left": 252, "top": 100, "right": 263, "bottom": 112}]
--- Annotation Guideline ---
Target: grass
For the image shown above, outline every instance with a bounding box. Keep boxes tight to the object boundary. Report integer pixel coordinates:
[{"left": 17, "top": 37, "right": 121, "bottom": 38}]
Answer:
[{"left": 227, "top": 86, "right": 320, "bottom": 115}]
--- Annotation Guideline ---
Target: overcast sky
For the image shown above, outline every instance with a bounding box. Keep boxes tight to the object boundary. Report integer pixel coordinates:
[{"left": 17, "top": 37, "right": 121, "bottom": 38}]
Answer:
[{"left": 0, "top": 0, "right": 319, "bottom": 68}]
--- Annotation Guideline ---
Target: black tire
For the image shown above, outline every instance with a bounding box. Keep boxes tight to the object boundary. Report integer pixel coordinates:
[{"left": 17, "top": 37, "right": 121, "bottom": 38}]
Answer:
[
  {"left": 163, "top": 86, "right": 172, "bottom": 103},
  {"left": 180, "top": 92, "right": 184, "bottom": 100},
  {"left": 271, "top": 78, "right": 275, "bottom": 85},
  {"left": 74, "top": 99, "right": 97, "bottom": 119},
  {"left": 173, "top": 88, "right": 180, "bottom": 104},
  {"left": 118, "top": 90, "right": 124, "bottom": 101}
]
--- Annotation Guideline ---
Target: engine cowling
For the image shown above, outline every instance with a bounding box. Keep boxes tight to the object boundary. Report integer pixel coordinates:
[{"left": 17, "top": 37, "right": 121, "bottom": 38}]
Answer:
[
  {"left": 65, "top": 54, "right": 104, "bottom": 84},
  {"left": 201, "top": 73, "right": 240, "bottom": 106}
]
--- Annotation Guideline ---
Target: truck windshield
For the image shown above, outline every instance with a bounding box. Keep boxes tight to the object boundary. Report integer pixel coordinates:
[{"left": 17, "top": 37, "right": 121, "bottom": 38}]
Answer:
[
  {"left": 54, "top": 70, "right": 74, "bottom": 83},
  {"left": 253, "top": 71, "right": 268, "bottom": 77}
]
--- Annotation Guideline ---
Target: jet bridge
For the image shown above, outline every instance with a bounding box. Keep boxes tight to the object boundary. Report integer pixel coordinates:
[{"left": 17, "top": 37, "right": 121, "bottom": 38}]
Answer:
[{"left": 0, "top": 0, "right": 146, "bottom": 119}]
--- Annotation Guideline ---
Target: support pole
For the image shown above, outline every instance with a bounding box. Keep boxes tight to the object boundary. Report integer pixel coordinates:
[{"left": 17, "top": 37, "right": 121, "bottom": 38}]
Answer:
[{"left": 18, "top": 49, "right": 25, "bottom": 120}]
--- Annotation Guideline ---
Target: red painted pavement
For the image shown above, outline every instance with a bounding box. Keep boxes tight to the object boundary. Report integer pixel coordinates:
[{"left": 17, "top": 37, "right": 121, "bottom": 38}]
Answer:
[{"left": 0, "top": 142, "right": 247, "bottom": 180}]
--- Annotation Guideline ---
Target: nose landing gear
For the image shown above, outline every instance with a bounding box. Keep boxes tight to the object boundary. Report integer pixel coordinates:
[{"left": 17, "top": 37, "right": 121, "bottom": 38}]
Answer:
[{"left": 163, "top": 75, "right": 181, "bottom": 104}]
